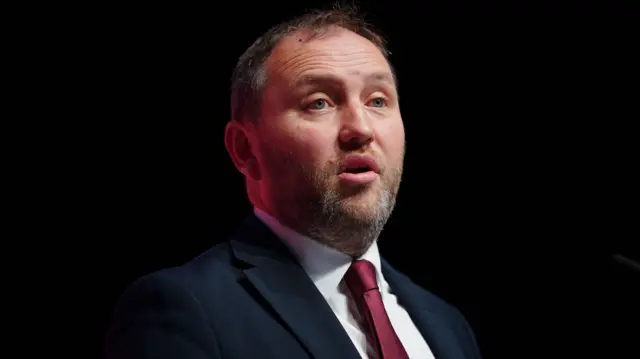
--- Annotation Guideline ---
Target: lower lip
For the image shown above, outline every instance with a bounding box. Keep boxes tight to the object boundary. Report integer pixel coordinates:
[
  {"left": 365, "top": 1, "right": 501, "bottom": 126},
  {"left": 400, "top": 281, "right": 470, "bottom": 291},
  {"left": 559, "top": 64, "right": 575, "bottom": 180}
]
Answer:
[{"left": 337, "top": 171, "right": 378, "bottom": 185}]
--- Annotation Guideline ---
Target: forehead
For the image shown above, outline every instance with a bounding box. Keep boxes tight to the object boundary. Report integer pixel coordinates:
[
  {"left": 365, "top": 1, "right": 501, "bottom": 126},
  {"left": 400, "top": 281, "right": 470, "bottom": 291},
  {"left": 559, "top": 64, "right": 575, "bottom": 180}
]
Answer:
[{"left": 265, "top": 27, "right": 393, "bottom": 86}]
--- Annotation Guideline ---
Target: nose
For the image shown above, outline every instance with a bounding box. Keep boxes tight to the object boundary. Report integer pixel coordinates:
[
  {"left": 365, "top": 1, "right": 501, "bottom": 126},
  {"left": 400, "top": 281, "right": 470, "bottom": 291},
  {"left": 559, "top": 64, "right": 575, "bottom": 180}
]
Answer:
[{"left": 338, "top": 104, "right": 374, "bottom": 149}]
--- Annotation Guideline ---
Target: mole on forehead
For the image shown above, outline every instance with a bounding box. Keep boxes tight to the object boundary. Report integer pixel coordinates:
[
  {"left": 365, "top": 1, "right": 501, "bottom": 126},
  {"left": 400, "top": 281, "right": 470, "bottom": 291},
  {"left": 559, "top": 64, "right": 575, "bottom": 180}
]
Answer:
[
  {"left": 268, "top": 29, "right": 384, "bottom": 75},
  {"left": 276, "top": 30, "right": 374, "bottom": 59},
  {"left": 288, "top": 26, "right": 346, "bottom": 43},
  {"left": 292, "top": 30, "right": 313, "bottom": 42}
]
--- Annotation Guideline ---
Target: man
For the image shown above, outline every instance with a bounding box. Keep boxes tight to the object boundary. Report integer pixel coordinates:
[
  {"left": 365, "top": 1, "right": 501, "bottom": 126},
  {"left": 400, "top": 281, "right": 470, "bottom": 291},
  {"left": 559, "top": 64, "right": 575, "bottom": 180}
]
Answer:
[{"left": 105, "top": 6, "right": 481, "bottom": 359}]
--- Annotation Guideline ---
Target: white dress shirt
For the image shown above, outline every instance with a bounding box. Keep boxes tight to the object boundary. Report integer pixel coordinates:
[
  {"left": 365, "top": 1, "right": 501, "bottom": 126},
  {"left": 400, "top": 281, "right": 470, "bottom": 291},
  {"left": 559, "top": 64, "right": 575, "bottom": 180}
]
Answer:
[{"left": 254, "top": 208, "right": 435, "bottom": 359}]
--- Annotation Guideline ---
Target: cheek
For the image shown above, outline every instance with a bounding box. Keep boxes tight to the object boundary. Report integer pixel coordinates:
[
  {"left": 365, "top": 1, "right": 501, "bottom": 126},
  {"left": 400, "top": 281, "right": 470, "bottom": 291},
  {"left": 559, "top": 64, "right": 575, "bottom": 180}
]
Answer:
[
  {"left": 289, "top": 126, "right": 336, "bottom": 163},
  {"left": 257, "top": 127, "right": 335, "bottom": 175},
  {"left": 377, "top": 120, "right": 405, "bottom": 154}
]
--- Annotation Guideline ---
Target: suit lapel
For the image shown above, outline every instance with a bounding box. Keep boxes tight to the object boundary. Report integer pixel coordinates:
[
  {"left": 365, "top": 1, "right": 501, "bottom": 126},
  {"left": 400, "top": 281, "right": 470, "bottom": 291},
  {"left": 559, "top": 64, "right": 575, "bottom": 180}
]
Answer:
[
  {"left": 229, "top": 214, "right": 361, "bottom": 359},
  {"left": 382, "top": 259, "right": 470, "bottom": 359}
]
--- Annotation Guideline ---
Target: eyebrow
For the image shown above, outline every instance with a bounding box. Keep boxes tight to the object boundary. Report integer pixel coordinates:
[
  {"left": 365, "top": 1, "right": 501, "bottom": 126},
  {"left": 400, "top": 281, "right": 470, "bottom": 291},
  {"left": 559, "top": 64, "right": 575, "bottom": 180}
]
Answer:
[{"left": 293, "top": 71, "right": 396, "bottom": 89}]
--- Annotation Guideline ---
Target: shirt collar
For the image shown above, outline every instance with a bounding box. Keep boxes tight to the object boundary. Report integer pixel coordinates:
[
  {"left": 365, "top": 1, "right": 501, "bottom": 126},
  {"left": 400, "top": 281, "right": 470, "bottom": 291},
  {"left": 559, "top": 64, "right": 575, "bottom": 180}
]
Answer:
[{"left": 253, "top": 207, "right": 385, "bottom": 297}]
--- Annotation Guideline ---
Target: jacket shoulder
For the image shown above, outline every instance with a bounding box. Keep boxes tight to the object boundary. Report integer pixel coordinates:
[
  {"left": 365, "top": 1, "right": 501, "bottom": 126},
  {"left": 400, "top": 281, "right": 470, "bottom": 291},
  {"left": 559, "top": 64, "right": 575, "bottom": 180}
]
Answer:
[{"left": 104, "top": 242, "right": 237, "bottom": 359}]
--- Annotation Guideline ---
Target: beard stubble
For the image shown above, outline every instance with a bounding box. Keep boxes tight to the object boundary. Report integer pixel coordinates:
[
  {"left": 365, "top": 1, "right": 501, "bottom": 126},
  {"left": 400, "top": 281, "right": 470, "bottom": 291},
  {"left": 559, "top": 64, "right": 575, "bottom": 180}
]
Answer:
[{"left": 260, "top": 143, "right": 404, "bottom": 257}]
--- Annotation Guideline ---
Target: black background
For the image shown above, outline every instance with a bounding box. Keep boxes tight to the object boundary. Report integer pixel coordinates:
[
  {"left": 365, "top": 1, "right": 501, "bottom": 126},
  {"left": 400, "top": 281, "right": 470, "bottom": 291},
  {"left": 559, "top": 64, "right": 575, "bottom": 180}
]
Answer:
[{"left": 45, "top": 1, "right": 638, "bottom": 358}]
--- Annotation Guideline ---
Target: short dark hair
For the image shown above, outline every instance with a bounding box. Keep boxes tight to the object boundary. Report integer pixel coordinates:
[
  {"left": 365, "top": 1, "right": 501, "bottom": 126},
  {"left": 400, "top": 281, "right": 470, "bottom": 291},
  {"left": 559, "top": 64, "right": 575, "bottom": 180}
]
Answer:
[{"left": 230, "top": 4, "right": 393, "bottom": 124}]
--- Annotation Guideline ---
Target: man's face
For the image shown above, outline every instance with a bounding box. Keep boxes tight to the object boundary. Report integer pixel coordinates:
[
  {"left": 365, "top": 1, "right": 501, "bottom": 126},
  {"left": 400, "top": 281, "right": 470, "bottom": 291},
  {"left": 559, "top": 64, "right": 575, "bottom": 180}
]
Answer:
[{"left": 253, "top": 27, "right": 405, "bottom": 255}]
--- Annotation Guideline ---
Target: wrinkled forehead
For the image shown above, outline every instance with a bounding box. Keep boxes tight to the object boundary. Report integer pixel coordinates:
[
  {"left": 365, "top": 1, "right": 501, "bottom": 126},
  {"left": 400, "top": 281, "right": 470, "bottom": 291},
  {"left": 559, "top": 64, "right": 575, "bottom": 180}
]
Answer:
[{"left": 265, "top": 27, "right": 394, "bottom": 87}]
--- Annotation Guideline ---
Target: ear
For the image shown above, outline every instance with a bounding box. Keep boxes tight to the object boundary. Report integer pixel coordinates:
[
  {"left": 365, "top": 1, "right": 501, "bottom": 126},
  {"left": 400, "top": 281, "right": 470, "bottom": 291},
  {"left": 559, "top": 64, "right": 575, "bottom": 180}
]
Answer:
[{"left": 224, "top": 121, "right": 261, "bottom": 181}]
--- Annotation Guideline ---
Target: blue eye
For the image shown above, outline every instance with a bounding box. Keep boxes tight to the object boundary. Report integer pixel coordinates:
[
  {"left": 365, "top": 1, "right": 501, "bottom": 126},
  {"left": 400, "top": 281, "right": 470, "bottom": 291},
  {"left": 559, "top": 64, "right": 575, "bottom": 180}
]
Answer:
[
  {"left": 370, "top": 98, "right": 386, "bottom": 107},
  {"left": 309, "top": 99, "right": 328, "bottom": 110}
]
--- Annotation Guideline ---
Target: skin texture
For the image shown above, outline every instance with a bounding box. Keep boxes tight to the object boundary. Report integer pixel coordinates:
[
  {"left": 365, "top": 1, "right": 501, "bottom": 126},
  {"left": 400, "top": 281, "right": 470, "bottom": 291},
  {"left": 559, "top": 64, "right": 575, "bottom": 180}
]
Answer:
[{"left": 225, "top": 27, "right": 405, "bottom": 257}]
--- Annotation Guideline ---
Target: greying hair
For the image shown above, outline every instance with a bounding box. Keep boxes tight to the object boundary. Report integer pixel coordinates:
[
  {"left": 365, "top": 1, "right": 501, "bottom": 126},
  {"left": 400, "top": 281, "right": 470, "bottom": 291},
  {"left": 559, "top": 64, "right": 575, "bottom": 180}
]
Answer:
[{"left": 230, "top": 4, "right": 393, "bottom": 124}]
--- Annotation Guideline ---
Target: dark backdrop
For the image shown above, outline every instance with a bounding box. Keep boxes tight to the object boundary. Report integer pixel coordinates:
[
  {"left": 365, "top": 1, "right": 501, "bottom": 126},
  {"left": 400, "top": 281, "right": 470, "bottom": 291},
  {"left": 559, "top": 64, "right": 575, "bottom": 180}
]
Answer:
[{"left": 73, "top": 1, "right": 638, "bottom": 358}]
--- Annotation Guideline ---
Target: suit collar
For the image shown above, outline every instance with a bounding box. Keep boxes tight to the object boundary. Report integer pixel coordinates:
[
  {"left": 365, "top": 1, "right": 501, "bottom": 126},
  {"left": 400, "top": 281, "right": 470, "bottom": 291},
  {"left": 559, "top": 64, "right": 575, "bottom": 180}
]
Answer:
[
  {"left": 229, "top": 213, "right": 471, "bottom": 359},
  {"left": 253, "top": 207, "right": 387, "bottom": 299},
  {"left": 229, "top": 213, "right": 361, "bottom": 359},
  {"left": 382, "top": 261, "right": 472, "bottom": 359}
]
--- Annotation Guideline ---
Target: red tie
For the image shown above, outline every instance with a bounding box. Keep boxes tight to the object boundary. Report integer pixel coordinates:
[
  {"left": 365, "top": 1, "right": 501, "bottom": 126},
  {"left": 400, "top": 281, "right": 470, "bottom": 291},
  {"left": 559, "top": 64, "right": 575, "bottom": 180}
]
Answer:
[{"left": 344, "top": 260, "right": 409, "bottom": 359}]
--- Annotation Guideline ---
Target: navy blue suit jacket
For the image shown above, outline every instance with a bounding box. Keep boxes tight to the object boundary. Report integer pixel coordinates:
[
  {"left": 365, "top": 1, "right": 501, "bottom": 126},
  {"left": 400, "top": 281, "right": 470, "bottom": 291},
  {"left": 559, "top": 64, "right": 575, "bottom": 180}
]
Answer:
[{"left": 105, "top": 214, "right": 481, "bottom": 359}]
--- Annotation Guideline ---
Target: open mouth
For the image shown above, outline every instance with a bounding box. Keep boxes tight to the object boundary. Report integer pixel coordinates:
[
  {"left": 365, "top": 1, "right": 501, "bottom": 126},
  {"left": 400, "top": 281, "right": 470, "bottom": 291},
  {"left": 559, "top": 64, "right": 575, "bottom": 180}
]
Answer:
[
  {"left": 343, "top": 166, "right": 372, "bottom": 174},
  {"left": 338, "top": 157, "right": 379, "bottom": 185}
]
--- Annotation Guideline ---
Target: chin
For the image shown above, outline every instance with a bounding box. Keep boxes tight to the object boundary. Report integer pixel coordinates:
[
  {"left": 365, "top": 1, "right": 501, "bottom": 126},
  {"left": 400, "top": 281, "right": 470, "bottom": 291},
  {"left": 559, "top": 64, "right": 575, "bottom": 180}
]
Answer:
[
  {"left": 337, "top": 178, "right": 381, "bottom": 196},
  {"left": 340, "top": 191, "right": 386, "bottom": 214}
]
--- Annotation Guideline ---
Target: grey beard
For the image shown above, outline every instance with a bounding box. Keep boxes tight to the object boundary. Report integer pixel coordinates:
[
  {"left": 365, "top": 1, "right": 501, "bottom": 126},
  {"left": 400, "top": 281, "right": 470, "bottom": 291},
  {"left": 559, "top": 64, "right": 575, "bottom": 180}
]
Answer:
[
  {"left": 306, "top": 187, "right": 395, "bottom": 258},
  {"left": 261, "top": 145, "right": 403, "bottom": 258}
]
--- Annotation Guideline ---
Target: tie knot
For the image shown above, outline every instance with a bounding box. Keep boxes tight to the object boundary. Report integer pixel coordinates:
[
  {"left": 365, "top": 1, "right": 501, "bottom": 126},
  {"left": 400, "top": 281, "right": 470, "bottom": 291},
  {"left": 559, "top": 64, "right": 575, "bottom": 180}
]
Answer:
[{"left": 344, "top": 259, "right": 378, "bottom": 296}]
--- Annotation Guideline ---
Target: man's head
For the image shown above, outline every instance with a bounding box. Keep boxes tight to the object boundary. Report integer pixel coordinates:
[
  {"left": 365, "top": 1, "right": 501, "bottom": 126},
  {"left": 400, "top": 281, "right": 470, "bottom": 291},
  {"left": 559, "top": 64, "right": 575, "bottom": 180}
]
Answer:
[{"left": 225, "top": 6, "right": 405, "bottom": 257}]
